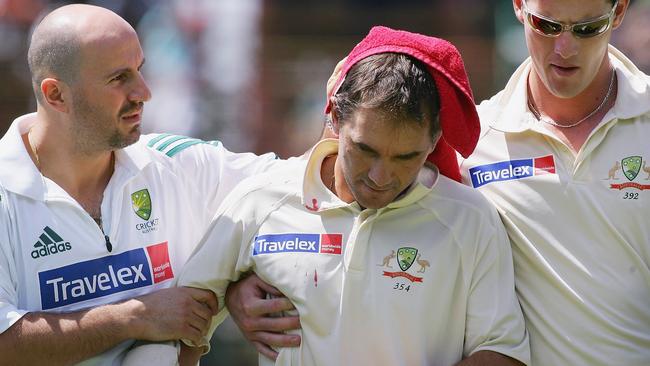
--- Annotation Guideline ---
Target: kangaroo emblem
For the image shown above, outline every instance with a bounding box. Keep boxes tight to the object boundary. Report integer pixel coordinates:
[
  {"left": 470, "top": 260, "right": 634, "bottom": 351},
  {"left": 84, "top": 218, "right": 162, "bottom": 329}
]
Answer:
[
  {"left": 378, "top": 250, "right": 396, "bottom": 268},
  {"left": 606, "top": 161, "right": 620, "bottom": 180},
  {"left": 415, "top": 253, "right": 430, "bottom": 273}
]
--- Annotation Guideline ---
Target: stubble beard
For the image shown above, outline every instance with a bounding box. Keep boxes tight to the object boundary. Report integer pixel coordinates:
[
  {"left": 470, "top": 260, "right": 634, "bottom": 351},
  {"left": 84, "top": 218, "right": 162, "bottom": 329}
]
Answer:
[{"left": 71, "top": 99, "right": 141, "bottom": 154}]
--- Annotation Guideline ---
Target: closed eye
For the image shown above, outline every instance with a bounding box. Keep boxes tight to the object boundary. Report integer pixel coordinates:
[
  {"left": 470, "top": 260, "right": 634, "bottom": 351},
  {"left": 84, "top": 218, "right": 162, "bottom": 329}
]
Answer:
[
  {"left": 110, "top": 73, "right": 128, "bottom": 83},
  {"left": 356, "top": 142, "right": 378, "bottom": 156},
  {"left": 395, "top": 152, "right": 422, "bottom": 161}
]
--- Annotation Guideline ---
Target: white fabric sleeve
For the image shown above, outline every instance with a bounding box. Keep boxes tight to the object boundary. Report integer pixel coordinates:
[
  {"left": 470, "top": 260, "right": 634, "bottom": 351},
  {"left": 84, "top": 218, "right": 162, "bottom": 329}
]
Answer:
[
  {"left": 463, "top": 208, "right": 530, "bottom": 365},
  {"left": 121, "top": 341, "right": 179, "bottom": 366},
  {"left": 0, "top": 189, "right": 27, "bottom": 334},
  {"left": 172, "top": 139, "right": 280, "bottom": 218},
  {"left": 176, "top": 182, "right": 263, "bottom": 348}
]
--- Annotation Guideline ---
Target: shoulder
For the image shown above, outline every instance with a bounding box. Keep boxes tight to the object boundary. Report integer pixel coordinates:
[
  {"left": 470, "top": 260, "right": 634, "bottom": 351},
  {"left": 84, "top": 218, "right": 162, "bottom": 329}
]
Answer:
[
  {"left": 135, "top": 133, "right": 224, "bottom": 163},
  {"left": 228, "top": 163, "right": 303, "bottom": 204},
  {"left": 418, "top": 176, "right": 503, "bottom": 236},
  {"left": 215, "top": 164, "right": 302, "bottom": 222},
  {"left": 432, "top": 176, "right": 497, "bottom": 213},
  {"left": 133, "top": 133, "right": 279, "bottom": 172}
]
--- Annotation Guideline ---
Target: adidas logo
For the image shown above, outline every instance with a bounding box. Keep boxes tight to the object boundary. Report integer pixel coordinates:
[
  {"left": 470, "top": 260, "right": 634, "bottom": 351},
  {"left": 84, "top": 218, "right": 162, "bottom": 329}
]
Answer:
[{"left": 31, "top": 226, "right": 72, "bottom": 259}]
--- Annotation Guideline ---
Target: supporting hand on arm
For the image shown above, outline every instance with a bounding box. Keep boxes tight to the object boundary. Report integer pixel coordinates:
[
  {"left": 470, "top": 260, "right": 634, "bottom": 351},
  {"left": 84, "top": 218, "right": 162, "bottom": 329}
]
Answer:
[
  {"left": 0, "top": 287, "right": 217, "bottom": 366},
  {"left": 225, "top": 274, "right": 301, "bottom": 360}
]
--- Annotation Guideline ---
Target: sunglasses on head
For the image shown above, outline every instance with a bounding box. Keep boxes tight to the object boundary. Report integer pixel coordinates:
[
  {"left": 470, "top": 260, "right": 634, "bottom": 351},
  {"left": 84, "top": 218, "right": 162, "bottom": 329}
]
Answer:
[{"left": 522, "top": 0, "right": 619, "bottom": 38}]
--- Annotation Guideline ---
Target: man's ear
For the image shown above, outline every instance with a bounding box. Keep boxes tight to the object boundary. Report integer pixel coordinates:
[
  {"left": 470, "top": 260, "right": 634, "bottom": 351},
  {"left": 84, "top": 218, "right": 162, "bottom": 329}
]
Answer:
[
  {"left": 40, "top": 78, "right": 70, "bottom": 113},
  {"left": 430, "top": 125, "right": 443, "bottom": 154},
  {"left": 329, "top": 99, "right": 341, "bottom": 137},
  {"left": 513, "top": 0, "right": 525, "bottom": 25},
  {"left": 611, "top": 0, "right": 629, "bottom": 30}
]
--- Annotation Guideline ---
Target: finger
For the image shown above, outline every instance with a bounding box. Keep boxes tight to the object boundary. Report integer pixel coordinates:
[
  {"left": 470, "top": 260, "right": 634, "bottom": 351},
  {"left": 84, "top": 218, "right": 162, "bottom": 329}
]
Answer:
[
  {"left": 326, "top": 56, "right": 347, "bottom": 98},
  {"left": 253, "top": 277, "right": 285, "bottom": 297},
  {"left": 251, "top": 331, "right": 301, "bottom": 348},
  {"left": 192, "top": 301, "right": 215, "bottom": 323},
  {"left": 250, "top": 315, "right": 300, "bottom": 332},
  {"left": 253, "top": 341, "right": 279, "bottom": 361},
  {"left": 246, "top": 297, "right": 296, "bottom": 317},
  {"left": 187, "top": 313, "right": 210, "bottom": 336},
  {"left": 181, "top": 324, "right": 203, "bottom": 345},
  {"left": 186, "top": 287, "right": 219, "bottom": 314}
]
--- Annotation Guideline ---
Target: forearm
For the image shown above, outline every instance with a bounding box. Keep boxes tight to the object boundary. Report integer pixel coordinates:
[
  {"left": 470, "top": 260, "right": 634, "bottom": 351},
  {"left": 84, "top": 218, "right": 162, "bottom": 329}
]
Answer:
[
  {"left": 0, "top": 301, "right": 135, "bottom": 366},
  {"left": 455, "top": 350, "right": 526, "bottom": 366},
  {"left": 179, "top": 342, "right": 204, "bottom": 366}
]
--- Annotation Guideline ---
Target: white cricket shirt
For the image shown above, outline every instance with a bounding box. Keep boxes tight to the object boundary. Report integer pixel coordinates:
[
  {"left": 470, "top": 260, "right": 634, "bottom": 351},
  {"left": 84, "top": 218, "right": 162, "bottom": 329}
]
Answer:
[
  {"left": 460, "top": 47, "right": 650, "bottom": 366},
  {"left": 180, "top": 139, "right": 530, "bottom": 366},
  {"left": 0, "top": 113, "right": 280, "bottom": 366}
]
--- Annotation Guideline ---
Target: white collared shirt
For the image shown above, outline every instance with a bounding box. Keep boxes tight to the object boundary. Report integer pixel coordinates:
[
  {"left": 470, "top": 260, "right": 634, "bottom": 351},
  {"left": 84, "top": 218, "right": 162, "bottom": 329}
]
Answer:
[
  {"left": 180, "top": 139, "right": 530, "bottom": 366},
  {"left": 0, "top": 113, "right": 281, "bottom": 365},
  {"left": 460, "top": 46, "right": 650, "bottom": 366}
]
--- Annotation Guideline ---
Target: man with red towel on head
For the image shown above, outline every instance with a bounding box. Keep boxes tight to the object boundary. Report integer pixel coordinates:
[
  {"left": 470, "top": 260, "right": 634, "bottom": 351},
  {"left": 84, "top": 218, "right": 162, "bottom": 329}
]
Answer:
[{"left": 177, "top": 26, "right": 529, "bottom": 366}]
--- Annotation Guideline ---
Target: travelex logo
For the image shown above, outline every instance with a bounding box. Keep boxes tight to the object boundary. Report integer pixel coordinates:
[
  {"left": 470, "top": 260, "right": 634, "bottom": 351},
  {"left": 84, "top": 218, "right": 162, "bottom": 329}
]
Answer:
[
  {"left": 38, "top": 242, "right": 174, "bottom": 310},
  {"left": 32, "top": 226, "right": 71, "bottom": 259},
  {"left": 469, "top": 155, "right": 556, "bottom": 188},
  {"left": 253, "top": 233, "right": 343, "bottom": 256}
]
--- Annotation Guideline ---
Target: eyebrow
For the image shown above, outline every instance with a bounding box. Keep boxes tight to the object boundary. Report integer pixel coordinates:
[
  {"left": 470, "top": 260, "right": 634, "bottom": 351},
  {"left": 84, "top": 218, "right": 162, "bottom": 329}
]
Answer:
[
  {"left": 106, "top": 58, "right": 146, "bottom": 80},
  {"left": 355, "top": 141, "right": 425, "bottom": 160}
]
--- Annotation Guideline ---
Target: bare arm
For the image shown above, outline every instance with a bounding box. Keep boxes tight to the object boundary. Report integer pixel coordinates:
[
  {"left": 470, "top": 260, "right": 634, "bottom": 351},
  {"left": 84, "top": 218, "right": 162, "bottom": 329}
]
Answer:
[
  {"left": 179, "top": 342, "right": 204, "bottom": 366},
  {"left": 225, "top": 274, "right": 301, "bottom": 360},
  {"left": 0, "top": 287, "right": 217, "bottom": 366},
  {"left": 455, "top": 350, "right": 527, "bottom": 366}
]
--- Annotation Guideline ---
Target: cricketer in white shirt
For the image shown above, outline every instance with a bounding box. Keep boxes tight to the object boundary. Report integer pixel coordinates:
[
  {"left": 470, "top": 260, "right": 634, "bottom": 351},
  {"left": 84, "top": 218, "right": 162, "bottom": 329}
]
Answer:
[
  {"left": 460, "top": 47, "right": 650, "bottom": 366},
  {"left": 0, "top": 113, "right": 282, "bottom": 366},
  {"left": 179, "top": 138, "right": 530, "bottom": 366}
]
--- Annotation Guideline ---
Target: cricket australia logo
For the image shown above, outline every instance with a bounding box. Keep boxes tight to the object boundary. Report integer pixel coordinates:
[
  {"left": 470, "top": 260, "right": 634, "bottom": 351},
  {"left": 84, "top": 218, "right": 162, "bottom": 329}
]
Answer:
[
  {"left": 379, "top": 246, "right": 430, "bottom": 283},
  {"left": 622, "top": 156, "right": 642, "bottom": 181},
  {"left": 131, "top": 189, "right": 160, "bottom": 233},
  {"left": 131, "top": 189, "right": 152, "bottom": 220},
  {"left": 607, "top": 156, "right": 650, "bottom": 191}
]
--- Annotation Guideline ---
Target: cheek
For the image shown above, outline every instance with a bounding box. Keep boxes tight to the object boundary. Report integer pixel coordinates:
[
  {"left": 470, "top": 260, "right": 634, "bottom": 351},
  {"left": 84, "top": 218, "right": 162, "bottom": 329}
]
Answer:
[
  {"left": 586, "top": 39, "right": 609, "bottom": 64},
  {"left": 394, "top": 160, "right": 424, "bottom": 183},
  {"left": 344, "top": 151, "right": 371, "bottom": 176}
]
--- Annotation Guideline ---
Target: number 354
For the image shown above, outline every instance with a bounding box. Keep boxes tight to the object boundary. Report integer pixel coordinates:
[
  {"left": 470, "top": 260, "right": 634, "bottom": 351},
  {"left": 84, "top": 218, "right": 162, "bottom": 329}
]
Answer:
[
  {"left": 393, "top": 283, "right": 411, "bottom": 292},
  {"left": 623, "top": 192, "right": 639, "bottom": 200}
]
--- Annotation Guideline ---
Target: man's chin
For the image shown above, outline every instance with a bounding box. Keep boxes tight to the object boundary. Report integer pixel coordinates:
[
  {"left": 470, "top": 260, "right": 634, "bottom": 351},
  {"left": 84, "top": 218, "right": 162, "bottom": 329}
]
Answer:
[
  {"left": 355, "top": 195, "right": 394, "bottom": 210},
  {"left": 109, "top": 129, "right": 141, "bottom": 149}
]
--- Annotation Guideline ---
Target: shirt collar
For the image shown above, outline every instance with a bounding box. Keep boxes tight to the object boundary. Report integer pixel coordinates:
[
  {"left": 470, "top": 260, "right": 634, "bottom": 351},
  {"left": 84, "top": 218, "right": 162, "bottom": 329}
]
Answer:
[
  {"left": 0, "top": 113, "right": 156, "bottom": 201},
  {"left": 487, "top": 45, "right": 650, "bottom": 134},
  {"left": 0, "top": 114, "right": 44, "bottom": 200},
  {"left": 300, "top": 138, "right": 439, "bottom": 212}
]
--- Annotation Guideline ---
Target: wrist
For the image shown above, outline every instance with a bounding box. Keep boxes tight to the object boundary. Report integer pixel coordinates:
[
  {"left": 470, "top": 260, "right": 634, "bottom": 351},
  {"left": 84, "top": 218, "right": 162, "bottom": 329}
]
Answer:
[{"left": 108, "top": 298, "right": 146, "bottom": 340}]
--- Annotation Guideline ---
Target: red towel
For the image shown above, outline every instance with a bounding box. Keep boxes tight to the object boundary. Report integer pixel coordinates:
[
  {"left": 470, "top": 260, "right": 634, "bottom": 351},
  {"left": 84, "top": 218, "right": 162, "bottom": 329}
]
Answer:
[{"left": 325, "top": 26, "right": 480, "bottom": 182}]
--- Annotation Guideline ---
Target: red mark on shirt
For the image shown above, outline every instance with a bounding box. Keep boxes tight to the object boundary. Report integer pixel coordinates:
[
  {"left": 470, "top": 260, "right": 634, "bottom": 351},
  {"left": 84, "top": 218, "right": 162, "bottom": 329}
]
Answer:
[{"left": 305, "top": 198, "right": 319, "bottom": 211}]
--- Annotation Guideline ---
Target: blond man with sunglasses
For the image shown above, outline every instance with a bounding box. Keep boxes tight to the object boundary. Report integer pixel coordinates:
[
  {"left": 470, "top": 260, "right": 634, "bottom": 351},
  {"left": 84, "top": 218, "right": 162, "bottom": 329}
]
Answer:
[
  {"left": 458, "top": 0, "right": 650, "bottom": 365},
  {"left": 226, "top": 1, "right": 650, "bottom": 365}
]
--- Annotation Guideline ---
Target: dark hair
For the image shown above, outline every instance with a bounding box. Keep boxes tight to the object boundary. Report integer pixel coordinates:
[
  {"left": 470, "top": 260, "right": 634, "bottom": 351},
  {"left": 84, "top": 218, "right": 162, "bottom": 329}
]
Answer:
[
  {"left": 331, "top": 53, "right": 440, "bottom": 141},
  {"left": 27, "top": 23, "right": 81, "bottom": 102}
]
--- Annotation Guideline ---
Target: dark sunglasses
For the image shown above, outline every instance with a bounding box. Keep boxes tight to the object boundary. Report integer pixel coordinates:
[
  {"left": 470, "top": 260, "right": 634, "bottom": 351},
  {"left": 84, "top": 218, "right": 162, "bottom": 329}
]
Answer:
[{"left": 522, "top": 0, "right": 618, "bottom": 38}]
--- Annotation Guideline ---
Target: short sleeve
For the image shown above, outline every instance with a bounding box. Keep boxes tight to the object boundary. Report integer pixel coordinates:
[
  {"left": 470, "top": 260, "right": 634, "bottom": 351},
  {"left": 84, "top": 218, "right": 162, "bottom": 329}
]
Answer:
[
  {"left": 463, "top": 209, "right": 530, "bottom": 365},
  {"left": 0, "top": 189, "right": 27, "bottom": 334}
]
